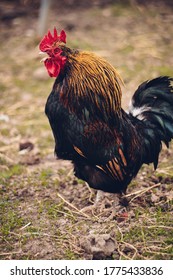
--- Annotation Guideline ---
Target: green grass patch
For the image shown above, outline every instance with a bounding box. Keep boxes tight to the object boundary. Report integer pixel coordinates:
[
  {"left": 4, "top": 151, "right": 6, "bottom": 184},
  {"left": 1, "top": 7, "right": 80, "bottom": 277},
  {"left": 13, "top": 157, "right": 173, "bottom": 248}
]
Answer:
[
  {"left": 0, "top": 164, "right": 24, "bottom": 184},
  {"left": 0, "top": 200, "right": 24, "bottom": 236}
]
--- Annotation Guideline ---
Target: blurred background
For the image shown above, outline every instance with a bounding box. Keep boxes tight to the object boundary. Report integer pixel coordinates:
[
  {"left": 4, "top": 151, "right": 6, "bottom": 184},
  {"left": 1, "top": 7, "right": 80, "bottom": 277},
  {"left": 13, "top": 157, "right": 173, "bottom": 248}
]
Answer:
[
  {"left": 0, "top": 0, "right": 173, "bottom": 260},
  {"left": 1, "top": 0, "right": 173, "bottom": 152}
]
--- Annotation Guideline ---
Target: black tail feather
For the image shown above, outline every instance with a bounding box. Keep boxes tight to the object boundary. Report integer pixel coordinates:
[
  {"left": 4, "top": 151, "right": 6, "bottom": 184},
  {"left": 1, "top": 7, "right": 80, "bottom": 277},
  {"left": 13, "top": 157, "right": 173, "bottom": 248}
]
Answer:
[{"left": 129, "top": 76, "right": 173, "bottom": 168}]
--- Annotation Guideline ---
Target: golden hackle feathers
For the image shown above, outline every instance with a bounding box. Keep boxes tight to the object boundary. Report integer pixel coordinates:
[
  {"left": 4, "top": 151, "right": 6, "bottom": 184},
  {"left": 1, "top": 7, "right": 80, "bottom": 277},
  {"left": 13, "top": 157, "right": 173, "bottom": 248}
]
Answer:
[{"left": 60, "top": 50, "right": 123, "bottom": 116}]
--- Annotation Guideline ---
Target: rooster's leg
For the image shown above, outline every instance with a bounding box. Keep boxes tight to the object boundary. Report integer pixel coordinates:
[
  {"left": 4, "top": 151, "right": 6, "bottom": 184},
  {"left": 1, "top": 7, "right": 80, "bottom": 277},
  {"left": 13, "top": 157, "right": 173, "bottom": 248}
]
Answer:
[
  {"left": 102, "top": 193, "right": 122, "bottom": 219},
  {"left": 80, "top": 189, "right": 127, "bottom": 217},
  {"left": 80, "top": 181, "right": 129, "bottom": 218},
  {"left": 80, "top": 190, "right": 105, "bottom": 214},
  {"left": 102, "top": 193, "right": 129, "bottom": 221},
  {"left": 95, "top": 190, "right": 105, "bottom": 204}
]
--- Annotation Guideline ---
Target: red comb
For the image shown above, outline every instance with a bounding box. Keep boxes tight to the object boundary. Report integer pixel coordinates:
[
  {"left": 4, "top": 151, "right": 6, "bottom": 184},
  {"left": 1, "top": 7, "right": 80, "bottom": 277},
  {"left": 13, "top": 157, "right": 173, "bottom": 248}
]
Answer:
[{"left": 39, "top": 29, "right": 66, "bottom": 52}]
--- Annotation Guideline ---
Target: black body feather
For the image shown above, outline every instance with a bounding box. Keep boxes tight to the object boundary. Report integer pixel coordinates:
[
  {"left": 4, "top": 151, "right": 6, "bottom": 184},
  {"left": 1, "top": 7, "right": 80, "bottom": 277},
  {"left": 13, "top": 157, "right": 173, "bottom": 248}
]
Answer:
[{"left": 46, "top": 72, "right": 173, "bottom": 194}]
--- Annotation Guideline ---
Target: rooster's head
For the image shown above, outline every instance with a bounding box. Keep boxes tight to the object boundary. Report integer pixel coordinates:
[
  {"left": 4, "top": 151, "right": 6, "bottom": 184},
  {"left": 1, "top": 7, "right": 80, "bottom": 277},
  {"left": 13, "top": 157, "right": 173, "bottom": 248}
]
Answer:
[{"left": 39, "top": 28, "right": 67, "bottom": 77}]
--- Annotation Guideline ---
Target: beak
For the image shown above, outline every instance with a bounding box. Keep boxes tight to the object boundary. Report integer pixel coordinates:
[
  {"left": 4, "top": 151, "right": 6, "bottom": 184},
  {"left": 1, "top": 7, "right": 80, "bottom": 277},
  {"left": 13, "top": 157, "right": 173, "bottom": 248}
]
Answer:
[
  {"left": 40, "top": 57, "right": 48, "bottom": 62},
  {"left": 39, "top": 51, "right": 45, "bottom": 55},
  {"left": 39, "top": 51, "right": 49, "bottom": 62}
]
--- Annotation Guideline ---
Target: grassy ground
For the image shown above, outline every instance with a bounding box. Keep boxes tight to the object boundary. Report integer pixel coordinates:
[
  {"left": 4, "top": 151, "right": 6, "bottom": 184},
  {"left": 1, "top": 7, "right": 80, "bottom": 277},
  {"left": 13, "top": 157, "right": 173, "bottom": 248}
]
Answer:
[{"left": 0, "top": 1, "right": 173, "bottom": 259}]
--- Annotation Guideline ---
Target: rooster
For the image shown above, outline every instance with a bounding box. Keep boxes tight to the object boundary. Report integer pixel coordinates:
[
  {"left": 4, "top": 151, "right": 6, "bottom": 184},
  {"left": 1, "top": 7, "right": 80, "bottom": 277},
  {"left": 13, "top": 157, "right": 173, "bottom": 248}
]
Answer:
[{"left": 39, "top": 28, "right": 173, "bottom": 209}]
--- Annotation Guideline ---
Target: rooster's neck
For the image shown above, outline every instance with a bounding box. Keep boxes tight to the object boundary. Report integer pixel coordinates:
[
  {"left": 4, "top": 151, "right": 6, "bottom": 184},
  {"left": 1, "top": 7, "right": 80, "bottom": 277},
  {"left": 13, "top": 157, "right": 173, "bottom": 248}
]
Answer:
[{"left": 58, "top": 50, "right": 123, "bottom": 122}]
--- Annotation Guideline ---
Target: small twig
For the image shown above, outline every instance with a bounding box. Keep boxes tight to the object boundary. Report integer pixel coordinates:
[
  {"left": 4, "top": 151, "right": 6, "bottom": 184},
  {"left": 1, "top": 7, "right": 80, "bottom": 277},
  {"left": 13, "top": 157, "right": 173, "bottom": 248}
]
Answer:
[
  {"left": 63, "top": 207, "right": 96, "bottom": 220},
  {"left": 155, "top": 197, "right": 173, "bottom": 205},
  {"left": 117, "top": 246, "right": 132, "bottom": 260},
  {"left": 19, "top": 222, "right": 31, "bottom": 230},
  {"left": 142, "top": 225, "right": 173, "bottom": 230},
  {"left": 66, "top": 168, "right": 73, "bottom": 177},
  {"left": 144, "top": 250, "right": 172, "bottom": 256},
  {"left": 125, "top": 183, "right": 161, "bottom": 202},
  {"left": 85, "top": 183, "right": 95, "bottom": 204},
  {"left": 122, "top": 241, "right": 138, "bottom": 260},
  {"left": 147, "top": 245, "right": 172, "bottom": 251},
  {"left": 8, "top": 232, "right": 21, "bottom": 237},
  {"left": 9, "top": 231, "right": 62, "bottom": 239},
  {"left": 117, "top": 225, "right": 124, "bottom": 242},
  {"left": 0, "top": 251, "right": 21, "bottom": 256},
  {"left": 56, "top": 208, "right": 75, "bottom": 218},
  {"left": 57, "top": 193, "right": 90, "bottom": 219},
  {"left": 98, "top": 223, "right": 115, "bottom": 234}
]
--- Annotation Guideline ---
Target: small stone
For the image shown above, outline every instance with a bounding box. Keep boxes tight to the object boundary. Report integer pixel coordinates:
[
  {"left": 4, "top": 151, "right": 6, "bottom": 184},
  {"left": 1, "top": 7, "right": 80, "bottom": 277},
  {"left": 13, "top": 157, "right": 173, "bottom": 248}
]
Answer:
[{"left": 81, "top": 233, "right": 117, "bottom": 259}]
